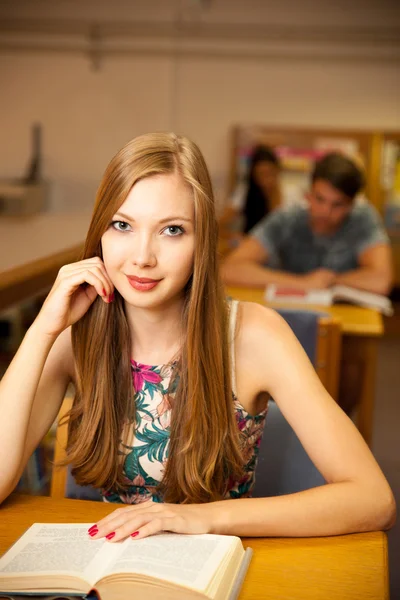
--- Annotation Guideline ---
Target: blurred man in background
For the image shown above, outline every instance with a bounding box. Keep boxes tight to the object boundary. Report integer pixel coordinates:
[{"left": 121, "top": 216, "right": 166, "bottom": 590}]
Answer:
[{"left": 221, "top": 152, "right": 393, "bottom": 295}]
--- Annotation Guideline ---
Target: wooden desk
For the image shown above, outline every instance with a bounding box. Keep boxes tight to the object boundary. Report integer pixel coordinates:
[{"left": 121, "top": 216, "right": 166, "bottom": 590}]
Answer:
[
  {"left": 0, "top": 212, "right": 91, "bottom": 311},
  {"left": 0, "top": 495, "right": 389, "bottom": 600},
  {"left": 226, "top": 287, "right": 384, "bottom": 446}
]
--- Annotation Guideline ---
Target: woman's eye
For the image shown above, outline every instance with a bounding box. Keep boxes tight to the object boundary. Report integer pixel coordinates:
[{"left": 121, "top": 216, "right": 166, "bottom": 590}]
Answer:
[
  {"left": 112, "top": 221, "right": 131, "bottom": 232},
  {"left": 164, "top": 225, "right": 184, "bottom": 237}
]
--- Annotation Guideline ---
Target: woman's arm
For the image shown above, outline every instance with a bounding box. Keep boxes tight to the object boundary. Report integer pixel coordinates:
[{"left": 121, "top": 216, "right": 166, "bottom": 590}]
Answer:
[
  {"left": 0, "top": 326, "right": 72, "bottom": 503},
  {"left": 0, "top": 257, "right": 114, "bottom": 504},
  {"left": 208, "top": 302, "right": 395, "bottom": 536},
  {"left": 92, "top": 302, "right": 395, "bottom": 541}
]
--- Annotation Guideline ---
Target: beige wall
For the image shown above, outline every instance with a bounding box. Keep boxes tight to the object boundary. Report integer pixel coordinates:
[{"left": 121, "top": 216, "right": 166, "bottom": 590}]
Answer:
[
  {"left": 0, "top": 0, "right": 399, "bottom": 210},
  {"left": 0, "top": 54, "right": 173, "bottom": 210}
]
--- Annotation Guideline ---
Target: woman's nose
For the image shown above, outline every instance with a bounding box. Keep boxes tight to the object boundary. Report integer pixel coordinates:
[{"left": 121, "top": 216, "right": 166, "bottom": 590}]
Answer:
[{"left": 132, "top": 235, "right": 157, "bottom": 268}]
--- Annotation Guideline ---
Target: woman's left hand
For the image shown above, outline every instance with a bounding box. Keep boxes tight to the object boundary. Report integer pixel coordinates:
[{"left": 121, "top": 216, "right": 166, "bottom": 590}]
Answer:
[{"left": 88, "top": 501, "right": 214, "bottom": 542}]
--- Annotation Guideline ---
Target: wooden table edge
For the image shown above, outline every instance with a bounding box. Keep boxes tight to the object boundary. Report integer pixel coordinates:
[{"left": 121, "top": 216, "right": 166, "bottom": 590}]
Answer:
[{"left": 0, "top": 243, "right": 85, "bottom": 291}]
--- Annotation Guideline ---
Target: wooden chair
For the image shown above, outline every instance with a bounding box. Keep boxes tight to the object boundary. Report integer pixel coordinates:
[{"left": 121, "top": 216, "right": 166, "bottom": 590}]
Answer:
[
  {"left": 50, "top": 395, "right": 102, "bottom": 501},
  {"left": 50, "top": 395, "right": 72, "bottom": 499},
  {"left": 312, "top": 314, "right": 342, "bottom": 401}
]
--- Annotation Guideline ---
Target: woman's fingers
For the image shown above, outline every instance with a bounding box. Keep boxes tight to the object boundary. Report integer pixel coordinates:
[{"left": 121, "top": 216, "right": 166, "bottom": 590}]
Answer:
[
  {"left": 89, "top": 502, "right": 169, "bottom": 541},
  {"left": 34, "top": 256, "right": 116, "bottom": 336},
  {"left": 88, "top": 503, "right": 211, "bottom": 542},
  {"left": 59, "top": 270, "right": 110, "bottom": 302},
  {"left": 112, "top": 514, "right": 171, "bottom": 542},
  {"left": 82, "top": 283, "right": 100, "bottom": 304},
  {"left": 58, "top": 262, "right": 114, "bottom": 299},
  {"left": 94, "top": 501, "right": 156, "bottom": 530}
]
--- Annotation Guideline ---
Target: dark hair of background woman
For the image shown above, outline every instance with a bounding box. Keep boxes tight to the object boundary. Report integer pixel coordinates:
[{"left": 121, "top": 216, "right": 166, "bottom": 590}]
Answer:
[{"left": 243, "top": 145, "right": 280, "bottom": 233}]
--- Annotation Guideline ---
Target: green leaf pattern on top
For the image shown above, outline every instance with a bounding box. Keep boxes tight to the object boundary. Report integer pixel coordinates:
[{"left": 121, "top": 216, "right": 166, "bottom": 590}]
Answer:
[{"left": 102, "top": 359, "right": 268, "bottom": 504}]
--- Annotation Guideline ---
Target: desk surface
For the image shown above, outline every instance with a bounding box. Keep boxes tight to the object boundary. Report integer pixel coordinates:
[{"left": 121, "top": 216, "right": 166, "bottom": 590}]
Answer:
[
  {"left": 0, "top": 212, "right": 91, "bottom": 290},
  {"left": 0, "top": 495, "right": 389, "bottom": 600},
  {"left": 226, "top": 286, "right": 384, "bottom": 337}
]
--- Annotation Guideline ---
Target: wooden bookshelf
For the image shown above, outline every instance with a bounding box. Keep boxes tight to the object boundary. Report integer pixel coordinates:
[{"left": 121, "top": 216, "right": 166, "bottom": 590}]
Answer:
[{"left": 229, "top": 125, "right": 400, "bottom": 214}]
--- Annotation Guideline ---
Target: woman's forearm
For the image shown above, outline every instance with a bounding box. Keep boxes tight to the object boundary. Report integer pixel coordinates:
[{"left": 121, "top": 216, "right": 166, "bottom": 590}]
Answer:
[
  {"left": 0, "top": 324, "right": 57, "bottom": 497},
  {"left": 208, "top": 481, "right": 396, "bottom": 537}
]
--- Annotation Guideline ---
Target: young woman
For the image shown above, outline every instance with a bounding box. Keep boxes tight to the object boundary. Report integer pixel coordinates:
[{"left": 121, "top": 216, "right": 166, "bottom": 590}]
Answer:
[
  {"left": 0, "top": 133, "right": 395, "bottom": 543},
  {"left": 219, "top": 145, "right": 302, "bottom": 241}
]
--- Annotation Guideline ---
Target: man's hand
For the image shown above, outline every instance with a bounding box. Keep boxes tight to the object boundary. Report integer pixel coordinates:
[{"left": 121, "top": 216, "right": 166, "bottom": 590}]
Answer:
[{"left": 300, "top": 269, "right": 337, "bottom": 290}]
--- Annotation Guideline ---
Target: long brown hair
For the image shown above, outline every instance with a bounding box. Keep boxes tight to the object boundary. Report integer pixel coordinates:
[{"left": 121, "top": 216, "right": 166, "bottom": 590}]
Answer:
[{"left": 66, "top": 132, "right": 244, "bottom": 503}]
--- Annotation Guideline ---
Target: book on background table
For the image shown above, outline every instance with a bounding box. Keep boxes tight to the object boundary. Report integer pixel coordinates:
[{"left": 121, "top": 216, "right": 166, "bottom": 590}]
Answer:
[
  {"left": 265, "top": 283, "right": 394, "bottom": 316},
  {"left": 0, "top": 523, "right": 252, "bottom": 600}
]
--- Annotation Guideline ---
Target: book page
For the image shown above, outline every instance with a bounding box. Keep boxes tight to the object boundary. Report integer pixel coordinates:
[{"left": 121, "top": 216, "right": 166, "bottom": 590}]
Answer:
[
  {"left": 331, "top": 285, "right": 393, "bottom": 315},
  {"left": 0, "top": 596, "right": 81, "bottom": 599},
  {"left": 0, "top": 524, "right": 122, "bottom": 587},
  {"left": 103, "top": 532, "right": 238, "bottom": 591}
]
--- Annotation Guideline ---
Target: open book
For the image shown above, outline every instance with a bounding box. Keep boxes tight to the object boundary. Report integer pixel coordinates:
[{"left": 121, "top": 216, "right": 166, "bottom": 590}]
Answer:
[
  {"left": 265, "top": 284, "right": 394, "bottom": 316},
  {"left": 0, "top": 523, "right": 252, "bottom": 600}
]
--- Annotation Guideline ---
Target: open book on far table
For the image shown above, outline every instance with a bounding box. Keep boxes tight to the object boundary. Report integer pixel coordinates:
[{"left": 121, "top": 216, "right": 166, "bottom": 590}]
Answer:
[
  {"left": 265, "top": 283, "right": 394, "bottom": 316},
  {"left": 0, "top": 523, "right": 252, "bottom": 600}
]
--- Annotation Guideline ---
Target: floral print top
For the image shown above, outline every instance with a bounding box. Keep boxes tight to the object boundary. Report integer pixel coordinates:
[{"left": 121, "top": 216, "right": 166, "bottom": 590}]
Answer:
[{"left": 102, "top": 301, "right": 268, "bottom": 504}]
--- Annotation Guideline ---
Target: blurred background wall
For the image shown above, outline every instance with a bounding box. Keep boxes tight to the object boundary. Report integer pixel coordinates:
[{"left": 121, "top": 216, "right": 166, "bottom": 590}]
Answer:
[{"left": 0, "top": 0, "right": 399, "bottom": 211}]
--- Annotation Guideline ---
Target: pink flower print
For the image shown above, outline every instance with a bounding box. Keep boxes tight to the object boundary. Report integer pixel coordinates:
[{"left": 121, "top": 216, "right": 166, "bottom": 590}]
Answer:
[
  {"left": 131, "top": 361, "right": 162, "bottom": 393},
  {"left": 118, "top": 490, "right": 152, "bottom": 504},
  {"left": 145, "top": 485, "right": 158, "bottom": 497},
  {"left": 132, "top": 474, "right": 146, "bottom": 487}
]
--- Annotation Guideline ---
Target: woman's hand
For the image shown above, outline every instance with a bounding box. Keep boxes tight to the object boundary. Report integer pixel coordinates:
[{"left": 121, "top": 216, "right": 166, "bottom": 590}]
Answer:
[
  {"left": 88, "top": 501, "right": 214, "bottom": 542},
  {"left": 34, "top": 257, "right": 114, "bottom": 338}
]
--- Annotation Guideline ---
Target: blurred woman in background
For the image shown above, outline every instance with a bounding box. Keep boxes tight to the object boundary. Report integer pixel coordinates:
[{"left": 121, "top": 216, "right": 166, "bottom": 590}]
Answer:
[{"left": 219, "top": 145, "right": 302, "bottom": 245}]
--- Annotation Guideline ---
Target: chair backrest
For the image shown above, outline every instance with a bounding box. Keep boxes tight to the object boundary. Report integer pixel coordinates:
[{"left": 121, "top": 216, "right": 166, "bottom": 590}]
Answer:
[
  {"left": 253, "top": 399, "right": 326, "bottom": 497},
  {"left": 50, "top": 395, "right": 102, "bottom": 501},
  {"left": 253, "top": 309, "right": 342, "bottom": 497}
]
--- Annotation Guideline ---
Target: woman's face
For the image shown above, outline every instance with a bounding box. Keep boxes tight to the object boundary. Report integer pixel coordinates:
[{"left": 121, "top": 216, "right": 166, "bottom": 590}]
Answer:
[
  {"left": 253, "top": 161, "right": 279, "bottom": 195},
  {"left": 101, "top": 172, "right": 195, "bottom": 310}
]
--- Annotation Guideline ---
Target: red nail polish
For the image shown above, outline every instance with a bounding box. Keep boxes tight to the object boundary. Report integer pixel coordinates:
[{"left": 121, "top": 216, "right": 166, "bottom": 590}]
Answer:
[
  {"left": 102, "top": 288, "right": 107, "bottom": 297},
  {"left": 109, "top": 292, "right": 115, "bottom": 302},
  {"left": 131, "top": 531, "right": 139, "bottom": 538},
  {"left": 88, "top": 524, "right": 98, "bottom": 533},
  {"left": 89, "top": 529, "right": 98, "bottom": 537},
  {"left": 106, "top": 532, "right": 115, "bottom": 540}
]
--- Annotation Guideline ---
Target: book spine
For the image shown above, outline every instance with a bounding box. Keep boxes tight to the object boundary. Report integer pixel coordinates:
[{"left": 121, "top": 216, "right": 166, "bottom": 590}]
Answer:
[{"left": 228, "top": 547, "right": 253, "bottom": 600}]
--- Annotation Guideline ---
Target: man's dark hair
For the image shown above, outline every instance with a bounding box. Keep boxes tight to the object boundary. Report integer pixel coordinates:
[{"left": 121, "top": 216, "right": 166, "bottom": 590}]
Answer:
[{"left": 311, "top": 152, "right": 364, "bottom": 200}]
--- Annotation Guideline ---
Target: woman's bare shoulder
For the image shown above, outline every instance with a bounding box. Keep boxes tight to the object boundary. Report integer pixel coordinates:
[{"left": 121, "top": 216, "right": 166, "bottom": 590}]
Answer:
[
  {"left": 233, "top": 301, "right": 295, "bottom": 396},
  {"left": 234, "top": 299, "right": 321, "bottom": 398},
  {"left": 236, "top": 300, "right": 290, "bottom": 347}
]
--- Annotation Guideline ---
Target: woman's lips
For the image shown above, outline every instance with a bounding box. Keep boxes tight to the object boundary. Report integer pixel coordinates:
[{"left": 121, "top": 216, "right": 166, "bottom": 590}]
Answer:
[{"left": 127, "top": 275, "right": 161, "bottom": 292}]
